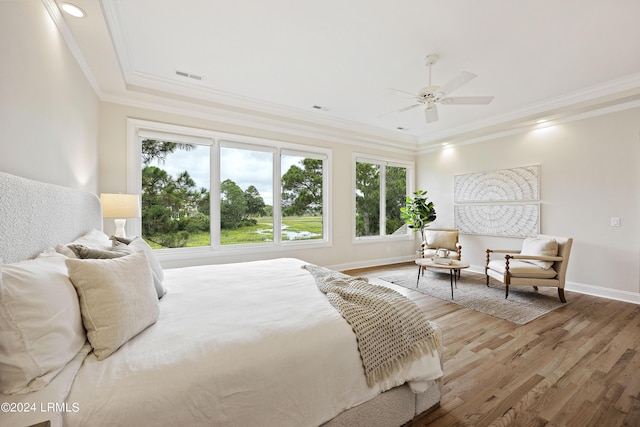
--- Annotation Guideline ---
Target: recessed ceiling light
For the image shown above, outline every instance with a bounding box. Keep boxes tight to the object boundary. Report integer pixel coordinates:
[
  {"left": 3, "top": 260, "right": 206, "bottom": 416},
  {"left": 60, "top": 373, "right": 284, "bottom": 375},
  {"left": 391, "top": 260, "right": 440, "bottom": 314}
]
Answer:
[
  {"left": 59, "top": 3, "right": 86, "bottom": 18},
  {"left": 536, "top": 119, "right": 547, "bottom": 124}
]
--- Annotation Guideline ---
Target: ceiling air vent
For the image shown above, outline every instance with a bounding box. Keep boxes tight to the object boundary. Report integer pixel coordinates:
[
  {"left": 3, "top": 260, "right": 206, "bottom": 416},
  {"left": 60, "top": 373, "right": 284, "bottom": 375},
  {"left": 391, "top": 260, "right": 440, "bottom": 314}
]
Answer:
[{"left": 175, "top": 70, "right": 203, "bottom": 81}]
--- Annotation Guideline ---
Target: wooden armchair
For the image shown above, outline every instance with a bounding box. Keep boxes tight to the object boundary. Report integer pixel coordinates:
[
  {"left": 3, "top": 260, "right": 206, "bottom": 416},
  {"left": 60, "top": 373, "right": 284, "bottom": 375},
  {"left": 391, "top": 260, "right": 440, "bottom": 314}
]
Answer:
[
  {"left": 419, "top": 228, "right": 462, "bottom": 278},
  {"left": 485, "top": 235, "right": 573, "bottom": 303},
  {"left": 420, "top": 228, "right": 462, "bottom": 260}
]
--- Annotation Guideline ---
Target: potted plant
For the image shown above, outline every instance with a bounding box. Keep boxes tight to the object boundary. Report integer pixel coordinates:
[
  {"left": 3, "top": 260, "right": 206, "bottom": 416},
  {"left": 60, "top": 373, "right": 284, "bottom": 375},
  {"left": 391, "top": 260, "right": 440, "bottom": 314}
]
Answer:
[{"left": 400, "top": 190, "right": 437, "bottom": 243}]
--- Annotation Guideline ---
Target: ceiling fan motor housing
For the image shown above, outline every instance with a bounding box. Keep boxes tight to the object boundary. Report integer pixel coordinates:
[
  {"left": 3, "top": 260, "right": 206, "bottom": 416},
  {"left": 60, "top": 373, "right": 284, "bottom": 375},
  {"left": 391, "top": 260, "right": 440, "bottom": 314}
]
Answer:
[{"left": 418, "top": 85, "right": 442, "bottom": 99}]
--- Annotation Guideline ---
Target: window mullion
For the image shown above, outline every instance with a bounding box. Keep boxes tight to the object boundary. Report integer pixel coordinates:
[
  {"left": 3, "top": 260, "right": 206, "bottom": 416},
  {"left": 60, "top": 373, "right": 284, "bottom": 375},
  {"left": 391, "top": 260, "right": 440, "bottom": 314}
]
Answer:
[
  {"left": 273, "top": 151, "right": 282, "bottom": 245},
  {"left": 380, "top": 165, "right": 386, "bottom": 236},
  {"left": 210, "top": 142, "right": 221, "bottom": 249}
]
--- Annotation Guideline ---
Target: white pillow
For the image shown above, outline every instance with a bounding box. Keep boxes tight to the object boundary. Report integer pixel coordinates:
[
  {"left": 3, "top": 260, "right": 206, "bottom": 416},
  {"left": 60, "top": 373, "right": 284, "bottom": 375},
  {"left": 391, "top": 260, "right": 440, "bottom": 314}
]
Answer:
[
  {"left": 0, "top": 251, "right": 86, "bottom": 394},
  {"left": 65, "top": 252, "right": 159, "bottom": 361},
  {"left": 56, "top": 229, "right": 112, "bottom": 258},
  {"left": 520, "top": 237, "right": 558, "bottom": 270},
  {"left": 425, "top": 230, "right": 458, "bottom": 250}
]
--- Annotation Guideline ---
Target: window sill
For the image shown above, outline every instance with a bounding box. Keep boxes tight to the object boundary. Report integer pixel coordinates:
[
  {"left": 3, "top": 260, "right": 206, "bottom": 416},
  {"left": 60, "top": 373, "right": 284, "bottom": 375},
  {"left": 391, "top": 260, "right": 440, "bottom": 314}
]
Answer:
[{"left": 154, "top": 239, "right": 332, "bottom": 263}]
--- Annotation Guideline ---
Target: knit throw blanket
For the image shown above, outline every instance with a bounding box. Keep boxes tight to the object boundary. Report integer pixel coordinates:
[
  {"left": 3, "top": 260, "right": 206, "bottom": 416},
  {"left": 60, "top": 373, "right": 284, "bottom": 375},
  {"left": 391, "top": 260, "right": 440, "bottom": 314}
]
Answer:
[{"left": 303, "top": 264, "right": 440, "bottom": 387}]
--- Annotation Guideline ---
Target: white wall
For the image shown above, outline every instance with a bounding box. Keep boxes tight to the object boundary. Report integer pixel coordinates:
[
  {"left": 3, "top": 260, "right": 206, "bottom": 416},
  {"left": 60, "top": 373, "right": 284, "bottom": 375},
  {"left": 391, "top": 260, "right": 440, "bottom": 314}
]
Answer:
[
  {"left": 0, "top": 0, "right": 99, "bottom": 191},
  {"left": 417, "top": 107, "right": 640, "bottom": 301}
]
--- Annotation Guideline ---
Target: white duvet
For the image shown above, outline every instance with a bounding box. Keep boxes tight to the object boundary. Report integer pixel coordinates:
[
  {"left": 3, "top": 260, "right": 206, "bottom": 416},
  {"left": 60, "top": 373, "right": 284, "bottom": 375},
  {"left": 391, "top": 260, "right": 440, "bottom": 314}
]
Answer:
[{"left": 48, "top": 258, "right": 440, "bottom": 426}]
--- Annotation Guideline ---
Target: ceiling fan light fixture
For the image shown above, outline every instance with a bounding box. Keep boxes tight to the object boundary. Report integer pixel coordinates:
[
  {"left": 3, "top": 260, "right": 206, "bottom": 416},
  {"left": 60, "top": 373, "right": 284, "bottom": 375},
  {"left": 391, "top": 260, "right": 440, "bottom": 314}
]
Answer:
[{"left": 387, "top": 53, "right": 494, "bottom": 124}]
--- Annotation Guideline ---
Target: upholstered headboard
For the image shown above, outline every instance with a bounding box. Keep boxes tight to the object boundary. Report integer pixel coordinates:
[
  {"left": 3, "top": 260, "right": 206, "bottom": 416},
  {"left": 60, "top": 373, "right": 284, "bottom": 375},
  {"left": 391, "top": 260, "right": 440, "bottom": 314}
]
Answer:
[{"left": 0, "top": 172, "right": 103, "bottom": 263}]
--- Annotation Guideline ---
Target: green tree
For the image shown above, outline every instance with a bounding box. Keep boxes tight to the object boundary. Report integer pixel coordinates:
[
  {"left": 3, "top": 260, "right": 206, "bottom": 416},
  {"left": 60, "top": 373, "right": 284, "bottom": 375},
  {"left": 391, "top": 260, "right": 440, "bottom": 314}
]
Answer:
[
  {"left": 281, "top": 159, "right": 323, "bottom": 216},
  {"left": 355, "top": 162, "right": 380, "bottom": 236},
  {"left": 140, "top": 140, "right": 210, "bottom": 247},
  {"left": 141, "top": 166, "right": 190, "bottom": 247},
  {"left": 220, "top": 179, "right": 247, "bottom": 229},
  {"left": 244, "top": 185, "right": 266, "bottom": 218},
  {"left": 197, "top": 188, "right": 210, "bottom": 216},
  {"left": 142, "top": 139, "right": 195, "bottom": 165},
  {"left": 385, "top": 166, "right": 407, "bottom": 234}
]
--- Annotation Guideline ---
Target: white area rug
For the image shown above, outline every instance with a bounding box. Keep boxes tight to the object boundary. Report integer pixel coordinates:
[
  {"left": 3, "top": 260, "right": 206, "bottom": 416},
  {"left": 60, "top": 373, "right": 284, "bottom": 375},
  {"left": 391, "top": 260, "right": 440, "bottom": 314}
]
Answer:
[{"left": 378, "top": 270, "right": 569, "bottom": 325}]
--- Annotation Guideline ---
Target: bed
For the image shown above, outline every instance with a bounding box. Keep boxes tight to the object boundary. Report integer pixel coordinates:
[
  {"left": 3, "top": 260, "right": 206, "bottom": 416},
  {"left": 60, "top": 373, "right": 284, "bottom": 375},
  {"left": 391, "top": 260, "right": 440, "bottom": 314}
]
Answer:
[{"left": 0, "top": 172, "right": 443, "bottom": 427}]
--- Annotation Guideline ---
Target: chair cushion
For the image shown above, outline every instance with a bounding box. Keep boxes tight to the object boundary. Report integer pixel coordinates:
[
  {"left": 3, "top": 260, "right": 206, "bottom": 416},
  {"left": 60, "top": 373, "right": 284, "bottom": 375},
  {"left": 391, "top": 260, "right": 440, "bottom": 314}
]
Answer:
[
  {"left": 487, "top": 260, "right": 558, "bottom": 279},
  {"left": 520, "top": 237, "right": 558, "bottom": 269},
  {"left": 424, "top": 230, "right": 458, "bottom": 250},
  {"left": 422, "top": 248, "right": 460, "bottom": 260}
]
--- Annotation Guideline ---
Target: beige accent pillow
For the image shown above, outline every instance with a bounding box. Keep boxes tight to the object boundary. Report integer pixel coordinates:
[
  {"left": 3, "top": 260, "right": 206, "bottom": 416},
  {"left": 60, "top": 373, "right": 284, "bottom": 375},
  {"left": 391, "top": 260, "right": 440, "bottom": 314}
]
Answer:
[
  {"left": 111, "top": 236, "right": 166, "bottom": 298},
  {"left": 425, "top": 230, "right": 458, "bottom": 251},
  {"left": 520, "top": 237, "right": 558, "bottom": 270},
  {"left": 65, "top": 252, "right": 159, "bottom": 361},
  {"left": 0, "top": 251, "right": 86, "bottom": 394}
]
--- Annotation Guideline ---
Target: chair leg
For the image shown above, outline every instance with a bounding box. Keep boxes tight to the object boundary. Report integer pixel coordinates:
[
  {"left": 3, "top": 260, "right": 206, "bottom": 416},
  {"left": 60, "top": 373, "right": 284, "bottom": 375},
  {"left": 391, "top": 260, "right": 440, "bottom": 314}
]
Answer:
[
  {"left": 505, "top": 285, "right": 509, "bottom": 299},
  {"left": 558, "top": 288, "right": 566, "bottom": 303}
]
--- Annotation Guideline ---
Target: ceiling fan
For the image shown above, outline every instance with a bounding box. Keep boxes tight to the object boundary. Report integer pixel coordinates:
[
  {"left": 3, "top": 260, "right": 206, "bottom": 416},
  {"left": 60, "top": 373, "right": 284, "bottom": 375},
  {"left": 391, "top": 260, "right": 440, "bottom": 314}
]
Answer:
[{"left": 387, "top": 54, "right": 494, "bottom": 123}]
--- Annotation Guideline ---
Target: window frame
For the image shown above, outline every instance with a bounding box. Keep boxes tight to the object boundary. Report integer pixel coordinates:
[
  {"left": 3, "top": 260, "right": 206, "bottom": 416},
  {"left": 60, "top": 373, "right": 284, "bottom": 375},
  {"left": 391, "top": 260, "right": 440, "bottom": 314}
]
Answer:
[
  {"left": 127, "top": 119, "right": 332, "bottom": 259},
  {"left": 352, "top": 153, "right": 414, "bottom": 243}
]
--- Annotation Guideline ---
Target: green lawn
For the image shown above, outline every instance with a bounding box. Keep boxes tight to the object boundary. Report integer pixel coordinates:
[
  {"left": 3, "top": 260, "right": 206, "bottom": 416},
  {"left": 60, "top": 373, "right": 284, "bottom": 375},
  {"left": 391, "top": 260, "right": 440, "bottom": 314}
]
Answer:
[{"left": 147, "top": 216, "right": 322, "bottom": 248}]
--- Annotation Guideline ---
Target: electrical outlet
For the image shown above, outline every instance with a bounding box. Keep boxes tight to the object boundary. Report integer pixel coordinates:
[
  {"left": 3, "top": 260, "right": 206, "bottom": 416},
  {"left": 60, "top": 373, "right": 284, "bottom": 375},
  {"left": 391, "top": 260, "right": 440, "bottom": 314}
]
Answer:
[{"left": 610, "top": 217, "right": 621, "bottom": 227}]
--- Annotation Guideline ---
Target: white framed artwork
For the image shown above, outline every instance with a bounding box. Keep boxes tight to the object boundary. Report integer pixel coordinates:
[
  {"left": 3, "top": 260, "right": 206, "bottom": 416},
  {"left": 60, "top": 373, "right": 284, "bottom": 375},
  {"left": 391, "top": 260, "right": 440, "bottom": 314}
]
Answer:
[
  {"left": 454, "top": 204, "right": 540, "bottom": 238},
  {"left": 453, "top": 165, "right": 541, "bottom": 237},
  {"left": 454, "top": 165, "right": 539, "bottom": 203}
]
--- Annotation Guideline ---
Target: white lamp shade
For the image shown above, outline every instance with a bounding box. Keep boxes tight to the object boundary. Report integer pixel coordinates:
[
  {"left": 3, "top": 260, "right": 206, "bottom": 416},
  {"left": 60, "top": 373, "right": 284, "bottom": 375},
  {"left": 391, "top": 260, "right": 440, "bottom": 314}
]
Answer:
[{"left": 100, "top": 193, "right": 141, "bottom": 218}]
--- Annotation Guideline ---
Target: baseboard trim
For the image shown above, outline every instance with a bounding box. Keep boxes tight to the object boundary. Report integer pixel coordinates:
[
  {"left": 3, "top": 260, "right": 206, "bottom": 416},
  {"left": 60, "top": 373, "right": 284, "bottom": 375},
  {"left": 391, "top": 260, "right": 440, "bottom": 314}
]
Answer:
[{"left": 564, "top": 281, "right": 640, "bottom": 305}]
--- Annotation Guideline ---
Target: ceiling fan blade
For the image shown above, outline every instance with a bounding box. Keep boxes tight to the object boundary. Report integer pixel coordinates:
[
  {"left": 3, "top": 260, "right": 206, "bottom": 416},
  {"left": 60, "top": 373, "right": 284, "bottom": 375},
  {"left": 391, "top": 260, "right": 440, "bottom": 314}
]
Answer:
[
  {"left": 424, "top": 104, "right": 438, "bottom": 123},
  {"left": 378, "top": 103, "right": 421, "bottom": 117},
  {"left": 388, "top": 88, "right": 419, "bottom": 99},
  {"left": 440, "top": 96, "right": 495, "bottom": 105},
  {"left": 436, "top": 71, "right": 476, "bottom": 97}
]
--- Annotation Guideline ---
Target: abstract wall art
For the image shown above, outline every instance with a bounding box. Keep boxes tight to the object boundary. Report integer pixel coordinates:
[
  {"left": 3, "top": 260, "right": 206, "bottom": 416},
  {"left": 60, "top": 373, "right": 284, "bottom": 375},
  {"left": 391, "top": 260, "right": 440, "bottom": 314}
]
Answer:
[
  {"left": 454, "top": 165, "right": 539, "bottom": 203},
  {"left": 454, "top": 165, "right": 540, "bottom": 237},
  {"left": 454, "top": 204, "right": 540, "bottom": 238}
]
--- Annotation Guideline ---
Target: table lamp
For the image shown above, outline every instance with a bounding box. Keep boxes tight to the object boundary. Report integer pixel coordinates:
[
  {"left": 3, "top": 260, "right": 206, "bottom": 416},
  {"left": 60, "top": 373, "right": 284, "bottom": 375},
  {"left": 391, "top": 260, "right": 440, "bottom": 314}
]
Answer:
[{"left": 100, "top": 193, "right": 141, "bottom": 238}]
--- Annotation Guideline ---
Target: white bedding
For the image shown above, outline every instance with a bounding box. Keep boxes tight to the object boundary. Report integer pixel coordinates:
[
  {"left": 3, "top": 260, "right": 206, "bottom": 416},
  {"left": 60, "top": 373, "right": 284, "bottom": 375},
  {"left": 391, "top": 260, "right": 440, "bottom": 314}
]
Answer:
[{"left": 6, "top": 257, "right": 442, "bottom": 427}]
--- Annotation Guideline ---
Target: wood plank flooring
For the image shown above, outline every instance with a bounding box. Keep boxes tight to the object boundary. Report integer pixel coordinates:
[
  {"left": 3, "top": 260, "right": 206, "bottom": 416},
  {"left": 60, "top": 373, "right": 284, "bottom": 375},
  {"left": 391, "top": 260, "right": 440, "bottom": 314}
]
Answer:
[{"left": 343, "top": 262, "right": 640, "bottom": 427}]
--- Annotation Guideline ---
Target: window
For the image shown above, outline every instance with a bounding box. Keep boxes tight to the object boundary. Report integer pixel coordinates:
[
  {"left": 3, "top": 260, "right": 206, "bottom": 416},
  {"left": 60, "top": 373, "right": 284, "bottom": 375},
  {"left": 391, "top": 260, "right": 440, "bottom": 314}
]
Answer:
[
  {"left": 281, "top": 153, "right": 324, "bottom": 242},
  {"left": 220, "top": 144, "right": 274, "bottom": 245},
  {"left": 354, "top": 156, "right": 412, "bottom": 239},
  {"left": 128, "top": 120, "right": 330, "bottom": 255},
  {"left": 141, "top": 138, "right": 212, "bottom": 249}
]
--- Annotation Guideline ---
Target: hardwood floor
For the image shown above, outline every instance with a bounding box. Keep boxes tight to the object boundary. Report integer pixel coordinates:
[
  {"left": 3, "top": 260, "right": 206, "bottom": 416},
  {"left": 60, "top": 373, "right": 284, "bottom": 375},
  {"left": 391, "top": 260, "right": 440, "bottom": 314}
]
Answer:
[{"left": 343, "top": 262, "right": 640, "bottom": 427}]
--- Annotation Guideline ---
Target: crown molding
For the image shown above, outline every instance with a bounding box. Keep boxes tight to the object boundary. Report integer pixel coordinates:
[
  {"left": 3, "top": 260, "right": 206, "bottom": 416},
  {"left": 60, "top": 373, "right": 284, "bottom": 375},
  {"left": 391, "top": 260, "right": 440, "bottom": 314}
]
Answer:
[
  {"left": 100, "top": 92, "right": 419, "bottom": 154},
  {"left": 418, "top": 73, "right": 640, "bottom": 146},
  {"left": 417, "top": 97, "right": 640, "bottom": 155}
]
